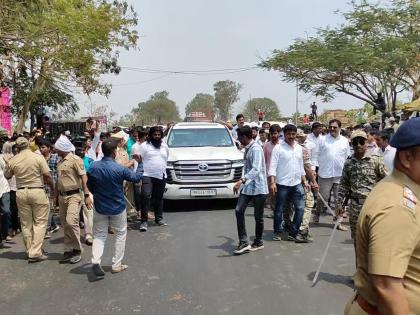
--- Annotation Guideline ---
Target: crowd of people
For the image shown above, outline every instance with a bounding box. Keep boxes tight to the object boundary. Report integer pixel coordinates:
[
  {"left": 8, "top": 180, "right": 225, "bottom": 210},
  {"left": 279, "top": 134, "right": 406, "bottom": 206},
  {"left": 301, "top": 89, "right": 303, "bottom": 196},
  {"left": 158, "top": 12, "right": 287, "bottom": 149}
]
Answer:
[{"left": 0, "top": 112, "right": 419, "bottom": 313}]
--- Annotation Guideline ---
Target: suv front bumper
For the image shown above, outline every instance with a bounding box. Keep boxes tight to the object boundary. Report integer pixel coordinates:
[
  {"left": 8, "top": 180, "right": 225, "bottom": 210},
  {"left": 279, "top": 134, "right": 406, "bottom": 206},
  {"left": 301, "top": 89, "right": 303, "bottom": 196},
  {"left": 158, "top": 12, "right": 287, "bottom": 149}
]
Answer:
[{"left": 163, "top": 182, "right": 238, "bottom": 200}]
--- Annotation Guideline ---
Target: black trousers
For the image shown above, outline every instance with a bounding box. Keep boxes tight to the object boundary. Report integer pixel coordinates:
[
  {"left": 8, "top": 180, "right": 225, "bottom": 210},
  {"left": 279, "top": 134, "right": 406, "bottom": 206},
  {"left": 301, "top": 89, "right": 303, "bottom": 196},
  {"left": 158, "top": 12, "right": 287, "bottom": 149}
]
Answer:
[
  {"left": 140, "top": 176, "right": 166, "bottom": 223},
  {"left": 235, "top": 193, "right": 267, "bottom": 245},
  {"left": 9, "top": 190, "right": 20, "bottom": 231}
]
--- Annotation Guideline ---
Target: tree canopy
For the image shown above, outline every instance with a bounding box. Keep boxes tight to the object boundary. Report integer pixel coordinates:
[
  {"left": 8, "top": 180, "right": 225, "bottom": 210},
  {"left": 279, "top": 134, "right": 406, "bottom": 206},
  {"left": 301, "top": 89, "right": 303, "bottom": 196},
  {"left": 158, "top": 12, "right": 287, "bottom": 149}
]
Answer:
[
  {"left": 0, "top": 0, "right": 138, "bottom": 131},
  {"left": 120, "top": 91, "right": 181, "bottom": 126},
  {"left": 185, "top": 93, "right": 214, "bottom": 117},
  {"left": 242, "top": 97, "right": 281, "bottom": 121},
  {"left": 260, "top": 0, "right": 419, "bottom": 112},
  {"left": 213, "top": 80, "right": 242, "bottom": 121}
]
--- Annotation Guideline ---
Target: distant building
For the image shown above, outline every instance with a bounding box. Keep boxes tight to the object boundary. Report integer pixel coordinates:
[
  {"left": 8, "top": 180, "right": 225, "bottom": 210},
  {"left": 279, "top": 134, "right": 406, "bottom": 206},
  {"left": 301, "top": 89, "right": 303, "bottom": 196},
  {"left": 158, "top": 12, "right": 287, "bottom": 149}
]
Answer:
[{"left": 321, "top": 109, "right": 358, "bottom": 127}]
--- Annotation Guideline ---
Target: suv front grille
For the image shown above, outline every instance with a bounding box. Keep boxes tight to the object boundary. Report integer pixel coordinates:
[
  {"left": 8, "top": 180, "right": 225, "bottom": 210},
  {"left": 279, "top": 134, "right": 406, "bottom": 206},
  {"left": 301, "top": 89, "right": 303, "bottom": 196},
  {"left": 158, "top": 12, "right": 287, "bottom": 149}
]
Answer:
[{"left": 173, "top": 160, "right": 232, "bottom": 180}]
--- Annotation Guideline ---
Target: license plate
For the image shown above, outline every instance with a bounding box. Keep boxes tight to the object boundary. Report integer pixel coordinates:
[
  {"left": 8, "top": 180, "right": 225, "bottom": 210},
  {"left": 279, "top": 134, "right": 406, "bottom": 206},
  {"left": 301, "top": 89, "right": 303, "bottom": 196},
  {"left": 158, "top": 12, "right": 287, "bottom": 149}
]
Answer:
[{"left": 190, "top": 189, "right": 217, "bottom": 197}]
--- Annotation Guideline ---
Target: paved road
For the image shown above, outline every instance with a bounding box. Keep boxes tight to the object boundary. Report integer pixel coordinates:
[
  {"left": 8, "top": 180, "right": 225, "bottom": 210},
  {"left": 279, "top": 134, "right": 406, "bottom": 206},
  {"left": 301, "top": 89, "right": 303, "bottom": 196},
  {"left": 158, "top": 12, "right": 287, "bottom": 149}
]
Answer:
[{"left": 0, "top": 201, "right": 354, "bottom": 315}]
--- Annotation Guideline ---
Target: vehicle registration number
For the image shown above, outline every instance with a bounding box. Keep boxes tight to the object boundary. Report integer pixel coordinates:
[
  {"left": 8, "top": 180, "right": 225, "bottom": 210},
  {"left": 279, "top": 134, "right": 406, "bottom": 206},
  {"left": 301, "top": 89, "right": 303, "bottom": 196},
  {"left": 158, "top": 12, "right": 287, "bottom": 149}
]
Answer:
[{"left": 190, "top": 189, "right": 217, "bottom": 197}]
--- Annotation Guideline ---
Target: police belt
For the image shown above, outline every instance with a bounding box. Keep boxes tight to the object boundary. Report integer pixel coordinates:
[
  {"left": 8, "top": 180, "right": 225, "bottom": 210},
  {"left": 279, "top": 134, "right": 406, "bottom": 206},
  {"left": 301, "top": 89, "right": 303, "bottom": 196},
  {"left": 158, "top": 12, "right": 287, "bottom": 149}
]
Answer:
[
  {"left": 59, "top": 189, "right": 80, "bottom": 196},
  {"left": 355, "top": 294, "right": 379, "bottom": 315},
  {"left": 18, "top": 187, "right": 44, "bottom": 190}
]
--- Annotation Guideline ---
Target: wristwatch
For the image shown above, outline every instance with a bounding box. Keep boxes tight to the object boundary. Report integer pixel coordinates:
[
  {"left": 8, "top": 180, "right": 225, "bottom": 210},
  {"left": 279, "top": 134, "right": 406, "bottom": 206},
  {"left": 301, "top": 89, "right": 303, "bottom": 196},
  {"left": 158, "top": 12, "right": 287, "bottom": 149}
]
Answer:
[
  {"left": 84, "top": 193, "right": 90, "bottom": 198},
  {"left": 241, "top": 178, "right": 246, "bottom": 184}
]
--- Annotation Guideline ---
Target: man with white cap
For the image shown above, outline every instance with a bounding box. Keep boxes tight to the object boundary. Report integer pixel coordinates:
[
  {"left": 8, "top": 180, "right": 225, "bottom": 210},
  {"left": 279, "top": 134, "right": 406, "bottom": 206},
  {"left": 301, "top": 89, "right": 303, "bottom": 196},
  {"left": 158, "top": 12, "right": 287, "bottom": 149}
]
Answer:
[
  {"left": 55, "top": 135, "right": 92, "bottom": 264},
  {"left": 111, "top": 130, "right": 133, "bottom": 169},
  {"left": 4, "top": 137, "right": 54, "bottom": 263}
]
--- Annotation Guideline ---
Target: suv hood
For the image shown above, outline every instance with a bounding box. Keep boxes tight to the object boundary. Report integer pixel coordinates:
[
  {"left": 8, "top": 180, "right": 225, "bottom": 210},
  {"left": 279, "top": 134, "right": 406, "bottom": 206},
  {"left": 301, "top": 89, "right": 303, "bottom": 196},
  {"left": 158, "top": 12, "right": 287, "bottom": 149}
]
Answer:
[{"left": 168, "top": 146, "right": 243, "bottom": 162}]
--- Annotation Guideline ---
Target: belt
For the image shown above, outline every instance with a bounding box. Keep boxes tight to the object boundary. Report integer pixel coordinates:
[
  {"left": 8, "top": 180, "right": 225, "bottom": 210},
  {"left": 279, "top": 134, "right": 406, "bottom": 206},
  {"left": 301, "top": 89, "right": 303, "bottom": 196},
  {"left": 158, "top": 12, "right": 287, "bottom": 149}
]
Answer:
[
  {"left": 356, "top": 294, "right": 379, "bottom": 315},
  {"left": 59, "top": 189, "right": 80, "bottom": 196},
  {"left": 18, "top": 187, "right": 44, "bottom": 190}
]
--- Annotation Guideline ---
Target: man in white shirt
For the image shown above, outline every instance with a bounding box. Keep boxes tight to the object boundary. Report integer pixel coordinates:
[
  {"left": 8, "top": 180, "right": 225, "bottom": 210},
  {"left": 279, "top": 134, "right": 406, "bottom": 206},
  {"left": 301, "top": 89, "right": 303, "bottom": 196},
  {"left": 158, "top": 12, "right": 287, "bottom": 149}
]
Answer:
[
  {"left": 269, "top": 124, "right": 309, "bottom": 242},
  {"left": 313, "top": 119, "right": 351, "bottom": 225},
  {"left": 137, "top": 126, "right": 169, "bottom": 231},
  {"left": 131, "top": 130, "right": 148, "bottom": 218},
  {"left": 231, "top": 114, "right": 246, "bottom": 140},
  {"left": 307, "top": 122, "right": 324, "bottom": 171},
  {"left": 374, "top": 130, "right": 396, "bottom": 175},
  {"left": 0, "top": 152, "right": 12, "bottom": 244}
]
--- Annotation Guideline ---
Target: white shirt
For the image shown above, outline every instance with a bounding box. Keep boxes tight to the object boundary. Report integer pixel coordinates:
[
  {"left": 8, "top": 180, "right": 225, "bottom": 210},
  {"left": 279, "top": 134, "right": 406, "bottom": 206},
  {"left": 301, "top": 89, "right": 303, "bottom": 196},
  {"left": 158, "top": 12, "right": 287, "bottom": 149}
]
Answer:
[
  {"left": 307, "top": 133, "right": 324, "bottom": 167},
  {"left": 268, "top": 141, "right": 306, "bottom": 187},
  {"left": 138, "top": 142, "right": 169, "bottom": 179},
  {"left": 0, "top": 156, "right": 11, "bottom": 197},
  {"left": 131, "top": 142, "right": 142, "bottom": 171},
  {"left": 376, "top": 145, "right": 396, "bottom": 175},
  {"left": 317, "top": 134, "right": 350, "bottom": 179}
]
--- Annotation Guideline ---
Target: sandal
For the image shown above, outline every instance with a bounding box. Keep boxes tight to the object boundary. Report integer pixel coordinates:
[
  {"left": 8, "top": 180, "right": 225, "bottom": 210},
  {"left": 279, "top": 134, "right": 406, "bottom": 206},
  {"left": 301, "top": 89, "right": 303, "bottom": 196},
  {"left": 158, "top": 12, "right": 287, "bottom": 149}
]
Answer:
[{"left": 111, "top": 264, "right": 128, "bottom": 273}]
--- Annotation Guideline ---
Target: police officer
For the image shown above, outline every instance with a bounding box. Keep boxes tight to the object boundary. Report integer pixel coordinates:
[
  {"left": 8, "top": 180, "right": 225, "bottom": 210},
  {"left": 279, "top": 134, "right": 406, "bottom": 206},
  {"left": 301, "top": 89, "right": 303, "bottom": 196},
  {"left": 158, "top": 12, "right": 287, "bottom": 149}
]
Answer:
[
  {"left": 336, "top": 130, "right": 387, "bottom": 241},
  {"left": 54, "top": 135, "right": 92, "bottom": 264},
  {"left": 3, "top": 137, "right": 54, "bottom": 263},
  {"left": 344, "top": 117, "right": 420, "bottom": 315}
]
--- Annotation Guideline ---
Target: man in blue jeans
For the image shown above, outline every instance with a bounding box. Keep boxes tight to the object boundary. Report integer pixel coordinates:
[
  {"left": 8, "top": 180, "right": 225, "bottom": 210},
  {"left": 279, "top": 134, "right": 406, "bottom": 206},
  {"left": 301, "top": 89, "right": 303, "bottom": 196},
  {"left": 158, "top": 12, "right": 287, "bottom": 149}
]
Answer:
[
  {"left": 268, "top": 124, "right": 309, "bottom": 242},
  {"left": 233, "top": 126, "right": 268, "bottom": 255}
]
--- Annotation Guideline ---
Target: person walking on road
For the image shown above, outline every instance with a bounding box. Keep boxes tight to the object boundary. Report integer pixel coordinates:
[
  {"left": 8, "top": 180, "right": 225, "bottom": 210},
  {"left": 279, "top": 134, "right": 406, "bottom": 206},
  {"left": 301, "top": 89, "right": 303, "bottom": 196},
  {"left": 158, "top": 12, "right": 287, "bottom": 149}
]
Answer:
[
  {"left": 344, "top": 117, "right": 420, "bottom": 315},
  {"left": 268, "top": 124, "right": 308, "bottom": 242},
  {"left": 87, "top": 140, "right": 143, "bottom": 279},
  {"left": 4, "top": 137, "right": 54, "bottom": 263},
  {"left": 335, "top": 130, "right": 387, "bottom": 241},
  {"left": 138, "top": 126, "right": 169, "bottom": 231},
  {"left": 232, "top": 126, "right": 268, "bottom": 255},
  {"left": 313, "top": 119, "right": 350, "bottom": 229},
  {"left": 55, "top": 135, "right": 92, "bottom": 265}
]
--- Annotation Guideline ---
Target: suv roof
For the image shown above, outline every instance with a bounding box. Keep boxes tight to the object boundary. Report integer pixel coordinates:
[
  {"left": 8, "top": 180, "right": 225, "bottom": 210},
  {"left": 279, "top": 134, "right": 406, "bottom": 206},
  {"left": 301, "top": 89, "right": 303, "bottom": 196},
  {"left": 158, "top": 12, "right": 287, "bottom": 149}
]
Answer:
[{"left": 173, "top": 122, "right": 225, "bottom": 129}]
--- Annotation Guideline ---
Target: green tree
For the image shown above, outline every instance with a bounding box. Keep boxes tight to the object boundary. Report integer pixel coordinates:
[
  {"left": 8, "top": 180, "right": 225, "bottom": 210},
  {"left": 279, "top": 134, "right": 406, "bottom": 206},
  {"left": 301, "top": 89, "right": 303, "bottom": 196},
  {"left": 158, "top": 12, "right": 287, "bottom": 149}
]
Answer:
[
  {"left": 243, "top": 97, "right": 281, "bottom": 121},
  {"left": 260, "top": 0, "right": 419, "bottom": 112},
  {"left": 213, "top": 80, "right": 242, "bottom": 121},
  {"left": 0, "top": 0, "right": 138, "bottom": 132},
  {"left": 185, "top": 93, "right": 214, "bottom": 116},
  {"left": 131, "top": 91, "right": 181, "bottom": 125}
]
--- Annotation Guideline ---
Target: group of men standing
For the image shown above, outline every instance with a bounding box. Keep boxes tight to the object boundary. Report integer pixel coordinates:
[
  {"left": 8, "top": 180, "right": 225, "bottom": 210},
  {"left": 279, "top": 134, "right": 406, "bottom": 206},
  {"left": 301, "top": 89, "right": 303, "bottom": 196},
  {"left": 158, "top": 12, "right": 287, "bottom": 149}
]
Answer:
[{"left": 1, "top": 125, "right": 170, "bottom": 279}]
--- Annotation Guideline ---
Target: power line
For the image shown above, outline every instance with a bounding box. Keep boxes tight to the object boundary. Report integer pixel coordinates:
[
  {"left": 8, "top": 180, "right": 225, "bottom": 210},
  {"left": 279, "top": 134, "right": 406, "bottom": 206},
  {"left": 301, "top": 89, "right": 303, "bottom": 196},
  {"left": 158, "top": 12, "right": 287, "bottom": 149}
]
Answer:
[
  {"left": 120, "top": 65, "right": 259, "bottom": 76},
  {"left": 112, "top": 73, "right": 174, "bottom": 87}
]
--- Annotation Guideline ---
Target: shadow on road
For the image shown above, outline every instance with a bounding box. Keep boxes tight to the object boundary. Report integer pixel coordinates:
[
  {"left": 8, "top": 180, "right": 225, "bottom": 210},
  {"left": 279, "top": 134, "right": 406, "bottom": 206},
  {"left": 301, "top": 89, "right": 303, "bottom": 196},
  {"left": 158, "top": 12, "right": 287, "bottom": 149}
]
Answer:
[
  {"left": 0, "top": 250, "right": 26, "bottom": 260},
  {"left": 70, "top": 263, "right": 105, "bottom": 282},
  {"left": 307, "top": 271, "right": 354, "bottom": 289},
  {"left": 208, "top": 236, "right": 236, "bottom": 257}
]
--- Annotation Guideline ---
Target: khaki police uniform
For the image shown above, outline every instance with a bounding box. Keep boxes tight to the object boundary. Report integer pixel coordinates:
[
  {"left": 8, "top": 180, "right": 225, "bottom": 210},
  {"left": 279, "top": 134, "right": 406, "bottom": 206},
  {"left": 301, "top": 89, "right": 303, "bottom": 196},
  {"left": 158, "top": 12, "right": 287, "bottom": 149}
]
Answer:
[
  {"left": 344, "top": 170, "right": 420, "bottom": 314},
  {"left": 4, "top": 148, "right": 50, "bottom": 258},
  {"left": 57, "top": 153, "right": 86, "bottom": 252}
]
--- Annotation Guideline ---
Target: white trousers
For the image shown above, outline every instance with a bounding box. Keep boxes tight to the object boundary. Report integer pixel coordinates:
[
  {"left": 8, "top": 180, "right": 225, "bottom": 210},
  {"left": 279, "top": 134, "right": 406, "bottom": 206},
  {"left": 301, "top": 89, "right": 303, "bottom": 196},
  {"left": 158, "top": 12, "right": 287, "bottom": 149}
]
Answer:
[{"left": 91, "top": 210, "right": 127, "bottom": 268}]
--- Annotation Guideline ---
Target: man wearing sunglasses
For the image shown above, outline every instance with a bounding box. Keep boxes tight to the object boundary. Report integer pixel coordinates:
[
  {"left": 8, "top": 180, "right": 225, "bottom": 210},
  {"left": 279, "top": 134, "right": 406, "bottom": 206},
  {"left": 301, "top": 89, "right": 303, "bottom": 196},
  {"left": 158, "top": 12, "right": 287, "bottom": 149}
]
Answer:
[
  {"left": 344, "top": 118, "right": 420, "bottom": 315},
  {"left": 335, "top": 130, "right": 387, "bottom": 241}
]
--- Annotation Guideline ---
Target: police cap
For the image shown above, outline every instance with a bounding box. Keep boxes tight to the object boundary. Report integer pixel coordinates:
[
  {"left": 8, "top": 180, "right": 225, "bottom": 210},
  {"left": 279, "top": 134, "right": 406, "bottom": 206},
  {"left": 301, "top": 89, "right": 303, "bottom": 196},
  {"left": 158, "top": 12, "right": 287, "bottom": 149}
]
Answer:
[
  {"left": 15, "top": 137, "right": 29, "bottom": 147},
  {"left": 389, "top": 117, "right": 420, "bottom": 149},
  {"left": 351, "top": 130, "right": 368, "bottom": 140}
]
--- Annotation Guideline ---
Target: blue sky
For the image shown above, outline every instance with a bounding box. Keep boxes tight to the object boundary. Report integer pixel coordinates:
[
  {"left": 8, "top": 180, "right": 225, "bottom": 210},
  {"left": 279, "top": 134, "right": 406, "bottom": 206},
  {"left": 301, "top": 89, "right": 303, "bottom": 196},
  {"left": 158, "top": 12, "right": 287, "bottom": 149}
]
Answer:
[{"left": 78, "top": 0, "right": 370, "bottom": 119}]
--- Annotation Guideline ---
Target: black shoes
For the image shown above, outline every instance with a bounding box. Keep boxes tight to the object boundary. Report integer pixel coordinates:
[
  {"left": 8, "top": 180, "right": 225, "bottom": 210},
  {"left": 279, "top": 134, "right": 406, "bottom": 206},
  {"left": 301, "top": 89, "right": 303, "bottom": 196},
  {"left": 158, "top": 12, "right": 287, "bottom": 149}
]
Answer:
[
  {"left": 233, "top": 243, "right": 251, "bottom": 255},
  {"left": 92, "top": 264, "right": 105, "bottom": 280},
  {"left": 249, "top": 242, "right": 264, "bottom": 251},
  {"left": 139, "top": 221, "right": 148, "bottom": 231},
  {"left": 155, "top": 221, "right": 167, "bottom": 227}
]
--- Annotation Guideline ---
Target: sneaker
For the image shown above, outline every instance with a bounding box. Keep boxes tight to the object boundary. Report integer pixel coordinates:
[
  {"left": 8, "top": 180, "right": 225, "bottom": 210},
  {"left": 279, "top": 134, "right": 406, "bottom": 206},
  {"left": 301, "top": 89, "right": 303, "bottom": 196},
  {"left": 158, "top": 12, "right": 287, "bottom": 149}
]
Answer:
[
  {"left": 139, "top": 221, "right": 148, "bottom": 232},
  {"left": 287, "top": 235, "right": 298, "bottom": 242},
  {"left": 272, "top": 233, "right": 282, "bottom": 241},
  {"left": 294, "top": 233, "right": 311, "bottom": 243},
  {"left": 155, "top": 221, "right": 167, "bottom": 227},
  {"left": 59, "top": 251, "right": 74, "bottom": 264},
  {"left": 69, "top": 250, "right": 82, "bottom": 264},
  {"left": 5, "top": 235, "right": 13, "bottom": 242},
  {"left": 50, "top": 225, "right": 60, "bottom": 233},
  {"left": 28, "top": 254, "right": 48, "bottom": 263},
  {"left": 92, "top": 264, "right": 105, "bottom": 280},
  {"left": 249, "top": 242, "right": 264, "bottom": 251},
  {"left": 233, "top": 243, "right": 251, "bottom": 255},
  {"left": 44, "top": 231, "right": 52, "bottom": 239}
]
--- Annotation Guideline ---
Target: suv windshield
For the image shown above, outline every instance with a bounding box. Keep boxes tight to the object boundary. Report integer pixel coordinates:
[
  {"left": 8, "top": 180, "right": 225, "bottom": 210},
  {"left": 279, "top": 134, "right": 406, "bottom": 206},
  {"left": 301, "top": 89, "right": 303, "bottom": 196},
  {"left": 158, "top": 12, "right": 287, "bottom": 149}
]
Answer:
[{"left": 167, "top": 128, "right": 234, "bottom": 148}]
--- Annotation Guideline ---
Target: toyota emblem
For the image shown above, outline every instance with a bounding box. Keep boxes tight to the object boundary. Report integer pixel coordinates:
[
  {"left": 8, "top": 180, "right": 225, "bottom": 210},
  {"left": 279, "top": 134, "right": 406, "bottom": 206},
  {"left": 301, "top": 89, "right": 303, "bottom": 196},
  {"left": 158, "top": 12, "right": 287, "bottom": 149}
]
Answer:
[{"left": 198, "top": 163, "right": 209, "bottom": 172}]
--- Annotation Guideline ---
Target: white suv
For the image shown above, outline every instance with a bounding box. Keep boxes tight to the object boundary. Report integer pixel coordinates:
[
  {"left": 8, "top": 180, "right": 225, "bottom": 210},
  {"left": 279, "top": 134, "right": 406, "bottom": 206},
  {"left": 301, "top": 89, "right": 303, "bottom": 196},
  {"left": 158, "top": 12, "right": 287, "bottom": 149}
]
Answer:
[{"left": 164, "top": 122, "right": 244, "bottom": 200}]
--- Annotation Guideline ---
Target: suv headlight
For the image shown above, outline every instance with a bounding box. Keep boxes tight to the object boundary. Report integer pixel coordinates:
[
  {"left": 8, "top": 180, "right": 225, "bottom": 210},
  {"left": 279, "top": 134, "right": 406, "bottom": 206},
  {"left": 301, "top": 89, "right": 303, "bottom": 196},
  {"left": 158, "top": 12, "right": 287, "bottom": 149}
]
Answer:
[{"left": 231, "top": 159, "right": 244, "bottom": 167}]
